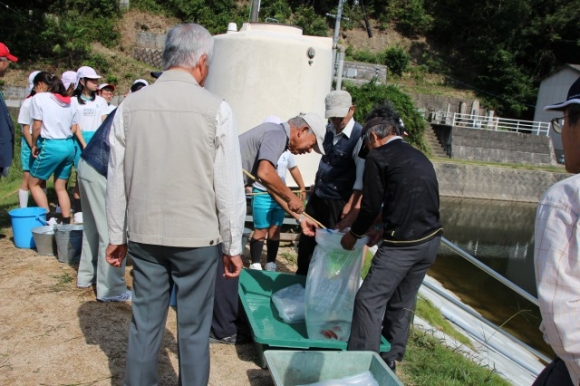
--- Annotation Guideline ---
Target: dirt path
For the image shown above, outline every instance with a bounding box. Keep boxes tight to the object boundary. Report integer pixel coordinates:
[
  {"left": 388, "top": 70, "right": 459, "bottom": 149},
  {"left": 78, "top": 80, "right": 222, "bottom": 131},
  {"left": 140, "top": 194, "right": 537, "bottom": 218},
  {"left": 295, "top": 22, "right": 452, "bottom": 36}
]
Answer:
[{"left": 0, "top": 227, "right": 299, "bottom": 386}]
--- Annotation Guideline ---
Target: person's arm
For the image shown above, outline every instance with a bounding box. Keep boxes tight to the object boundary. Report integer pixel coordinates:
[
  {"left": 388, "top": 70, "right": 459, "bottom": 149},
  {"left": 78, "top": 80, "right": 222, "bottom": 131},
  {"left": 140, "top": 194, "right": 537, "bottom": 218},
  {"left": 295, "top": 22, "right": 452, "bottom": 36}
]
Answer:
[
  {"left": 72, "top": 124, "right": 86, "bottom": 148},
  {"left": 22, "top": 125, "right": 32, "bottom": 148},
  {"left": 257, "top": 160, "right": 304, "bottom": 214},
  {"left": 31, "top": 120, "right": 42, "bottom": 158},
  {"left": 288, "top": 166, "right": 306, "bottom": 201},
  {"left": 534, "top": 196, "right": 580, "bottom": 385},
  {"left": 336, "top": 190, "right": 362, "bottom": 231},
  {"left": 341, "top": 155, "right": 384, "bottom": 250},
  {"left": 214, "top": 101, "right": 245, "bottom": 278},
  {"left": 105, "top": 103, "right": 129, "bottom": 267}
]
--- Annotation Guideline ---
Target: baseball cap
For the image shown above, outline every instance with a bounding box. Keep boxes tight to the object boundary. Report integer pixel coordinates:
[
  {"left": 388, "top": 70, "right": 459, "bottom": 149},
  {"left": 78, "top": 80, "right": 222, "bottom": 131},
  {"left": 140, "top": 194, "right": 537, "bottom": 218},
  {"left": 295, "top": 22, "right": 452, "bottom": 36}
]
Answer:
[
  {"left": 325, "top": 90, "right": 352, "bottom": 119},
  {"left": 263, "top": 115, "right": 282, "bottom": 124},
  {"left": 76, "top": 66, "right": 102, "bottom": 87},
  {"left": 150, "top": 71, "right": 162, "bottom": 79},
  {"left": 61, "top": 71, "right": 77, "bottom": 90},
  {"left": 299, "top": 112, "right": 326, "bottom": 155},
  {"left": 545, "top": 77, "right": 580, "bottom": 111},
  {"left": 98, "top": 83, "right": 115, "bottom": 91},
  {"left": 28, "top": 71, "right": 41, "bottom": 92},
  {"left": 132, "top": 79, "right": 149, "bottom": 87},
  {"left": 0, "top": 43, "right": 18, "bottom": 62}
]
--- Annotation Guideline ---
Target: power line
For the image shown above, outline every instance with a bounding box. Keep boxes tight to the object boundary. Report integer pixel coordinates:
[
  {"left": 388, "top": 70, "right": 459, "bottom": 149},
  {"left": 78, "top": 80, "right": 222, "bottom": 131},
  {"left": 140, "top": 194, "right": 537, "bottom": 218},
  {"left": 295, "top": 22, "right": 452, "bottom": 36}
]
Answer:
[
  {"left": 0, "top": 2, "right": 32, "bottom": 22},
  {"left": 445, "top": 75, "right": 536, "bottom": 109}
]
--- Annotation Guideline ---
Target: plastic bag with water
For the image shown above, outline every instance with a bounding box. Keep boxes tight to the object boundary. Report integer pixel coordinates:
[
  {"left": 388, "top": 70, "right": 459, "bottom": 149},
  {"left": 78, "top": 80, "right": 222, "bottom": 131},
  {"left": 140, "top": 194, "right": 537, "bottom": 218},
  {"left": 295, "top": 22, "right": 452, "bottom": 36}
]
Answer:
[
  {"left": 271, "top": 283, "right": 306, "bottom": 324},
  {"left": 305, "top": 229, "right": 367, "bottom": 341}
]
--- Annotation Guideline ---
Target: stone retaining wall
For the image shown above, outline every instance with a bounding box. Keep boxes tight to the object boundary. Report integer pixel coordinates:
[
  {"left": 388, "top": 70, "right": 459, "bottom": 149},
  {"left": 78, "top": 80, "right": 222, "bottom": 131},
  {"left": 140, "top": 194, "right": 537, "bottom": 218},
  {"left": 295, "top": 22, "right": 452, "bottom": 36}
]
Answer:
[
  {"left": 434, "top": 162, "right": 570, "bottom": 203},
  {"left": 451, "top": 127, "right": 556, "bottom": 166}
]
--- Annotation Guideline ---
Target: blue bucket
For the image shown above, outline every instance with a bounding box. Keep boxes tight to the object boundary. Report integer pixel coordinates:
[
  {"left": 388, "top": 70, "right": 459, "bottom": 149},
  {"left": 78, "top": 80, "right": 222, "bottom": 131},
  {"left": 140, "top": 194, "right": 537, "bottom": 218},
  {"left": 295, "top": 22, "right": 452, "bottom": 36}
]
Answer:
[{"left": 9, "top": 207, "right": 48, "bottom": 248}]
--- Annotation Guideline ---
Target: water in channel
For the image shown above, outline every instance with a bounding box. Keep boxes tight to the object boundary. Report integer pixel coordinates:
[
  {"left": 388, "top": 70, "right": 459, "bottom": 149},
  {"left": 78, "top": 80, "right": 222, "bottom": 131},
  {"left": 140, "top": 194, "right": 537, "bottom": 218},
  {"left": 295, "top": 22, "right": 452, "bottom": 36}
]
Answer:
[{"left": 429, "top": 197, "right": 553, "bottom": 357}]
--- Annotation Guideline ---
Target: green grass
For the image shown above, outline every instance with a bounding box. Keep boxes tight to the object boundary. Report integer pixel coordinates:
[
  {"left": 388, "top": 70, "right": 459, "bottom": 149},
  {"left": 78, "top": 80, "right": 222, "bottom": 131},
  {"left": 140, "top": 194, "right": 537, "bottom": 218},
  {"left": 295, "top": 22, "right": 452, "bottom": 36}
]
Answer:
[{"left": 402, "top": 330, "right": 510, "bottom": 385}]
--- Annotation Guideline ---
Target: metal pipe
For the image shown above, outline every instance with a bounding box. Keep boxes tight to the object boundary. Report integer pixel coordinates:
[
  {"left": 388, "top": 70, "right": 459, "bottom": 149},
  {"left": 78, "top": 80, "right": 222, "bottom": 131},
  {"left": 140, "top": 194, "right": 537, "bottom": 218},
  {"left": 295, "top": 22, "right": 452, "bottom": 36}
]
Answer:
[
  {"left": 330, "top": 0, "right": 345, "bottom": 88},
  {"left": 441, "top": 237, "right": 539, "bottom": 306},
  {"left": 250, "top": 0, "right": 260, "bottom": 22},
  {"left": 421, "top": 279, "right": 550, "bottom": 364},
  {"left": 336, "top": 45, "right": 345, "bottom": 90}
]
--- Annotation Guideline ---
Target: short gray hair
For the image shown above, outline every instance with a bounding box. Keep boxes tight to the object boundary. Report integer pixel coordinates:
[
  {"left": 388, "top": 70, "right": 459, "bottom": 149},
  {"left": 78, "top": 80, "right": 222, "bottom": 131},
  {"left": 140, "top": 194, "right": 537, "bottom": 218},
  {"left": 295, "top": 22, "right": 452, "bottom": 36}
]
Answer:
[
  {"left": 288, "top": 116, "right": 313, "bottom": 134},
  {"left": 162, "top": 23, "right": 214, "bottom": 70}
]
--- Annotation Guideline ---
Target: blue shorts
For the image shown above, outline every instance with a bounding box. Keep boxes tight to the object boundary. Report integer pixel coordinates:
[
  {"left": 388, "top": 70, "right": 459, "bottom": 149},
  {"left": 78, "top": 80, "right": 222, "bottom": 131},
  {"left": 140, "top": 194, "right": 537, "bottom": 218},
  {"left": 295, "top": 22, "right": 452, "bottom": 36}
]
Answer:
[
  {"left": 252, "top": 187, "right": 285, "bottom": 229},
  {"left": 20, "top": 137, "right": 33, "bottom": 172},
  {"left": 30, "top": 137, "right": 75, "bottom": 181},
  {"left": 74, "top": 131, "right": 96, "bottom": 168}
]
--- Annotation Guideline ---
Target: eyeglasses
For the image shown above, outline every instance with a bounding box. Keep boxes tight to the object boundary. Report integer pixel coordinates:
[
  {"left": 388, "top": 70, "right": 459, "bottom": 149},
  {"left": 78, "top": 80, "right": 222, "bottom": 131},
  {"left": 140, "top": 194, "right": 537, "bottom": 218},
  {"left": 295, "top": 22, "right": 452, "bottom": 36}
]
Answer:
[{"left": 551, "top": 116, "right": 566, "bottom": 134}]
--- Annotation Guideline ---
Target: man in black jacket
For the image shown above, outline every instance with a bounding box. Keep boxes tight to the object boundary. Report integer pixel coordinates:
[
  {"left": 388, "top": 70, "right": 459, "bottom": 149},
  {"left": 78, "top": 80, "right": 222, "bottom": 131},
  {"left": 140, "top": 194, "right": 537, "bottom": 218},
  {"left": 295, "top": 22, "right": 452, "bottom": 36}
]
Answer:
[{"left": 341, "top": 104, "right": 443, "bottom": 372}]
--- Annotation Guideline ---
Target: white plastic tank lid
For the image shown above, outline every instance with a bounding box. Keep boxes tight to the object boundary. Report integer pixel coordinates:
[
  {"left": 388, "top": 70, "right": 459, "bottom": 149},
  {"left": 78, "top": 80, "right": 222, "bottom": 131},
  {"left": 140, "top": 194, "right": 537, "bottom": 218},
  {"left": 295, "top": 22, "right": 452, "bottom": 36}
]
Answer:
[{"left": 227, "top": 22, "right": 238, "bottom": 33}]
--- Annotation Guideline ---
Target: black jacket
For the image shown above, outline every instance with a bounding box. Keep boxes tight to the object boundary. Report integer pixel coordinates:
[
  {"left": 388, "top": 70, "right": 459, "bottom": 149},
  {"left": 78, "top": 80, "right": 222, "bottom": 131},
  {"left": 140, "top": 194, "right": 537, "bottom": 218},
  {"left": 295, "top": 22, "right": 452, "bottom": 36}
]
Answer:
[{"left": 351, "top": 138, "right": 442, "bottom": 245}]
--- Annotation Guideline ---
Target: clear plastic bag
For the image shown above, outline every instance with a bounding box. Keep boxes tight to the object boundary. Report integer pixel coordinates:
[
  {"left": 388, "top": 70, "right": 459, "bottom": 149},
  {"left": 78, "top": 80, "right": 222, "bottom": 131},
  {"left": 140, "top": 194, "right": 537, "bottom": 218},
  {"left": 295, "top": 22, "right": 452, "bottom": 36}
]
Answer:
[
  {"left": 271, "top": 283, "right": 306, "bottom": 324},
  {"left": 298, "top": 371, "right": 379, "bottom": 386},
  {"left": 305, "top": 229, "right": 367, "bottom": 341}
]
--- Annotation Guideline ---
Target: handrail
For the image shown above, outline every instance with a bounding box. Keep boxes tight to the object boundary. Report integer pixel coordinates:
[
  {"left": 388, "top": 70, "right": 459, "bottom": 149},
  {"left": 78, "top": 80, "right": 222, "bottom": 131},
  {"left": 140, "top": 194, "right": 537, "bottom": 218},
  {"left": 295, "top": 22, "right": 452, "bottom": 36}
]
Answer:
[
  {"left": 452, "top": 112, "right": 550, "bottom": 136},
  {"left": 441, "top": 237, "right": 539, "bottom": 306},
  {"left": 421, "top": 279, "right": 551, "bottom": 364}
]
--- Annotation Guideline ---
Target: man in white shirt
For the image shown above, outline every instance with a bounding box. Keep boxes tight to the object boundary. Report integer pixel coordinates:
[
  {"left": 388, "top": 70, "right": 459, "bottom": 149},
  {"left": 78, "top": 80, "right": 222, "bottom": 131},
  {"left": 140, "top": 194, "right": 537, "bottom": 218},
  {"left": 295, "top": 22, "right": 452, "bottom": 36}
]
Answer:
[
  {"left": 105, "top": 23, "right": 246, "bottom": 385},
  {"left": 534, "top": 76, "right": 580, "bottom": 386}
]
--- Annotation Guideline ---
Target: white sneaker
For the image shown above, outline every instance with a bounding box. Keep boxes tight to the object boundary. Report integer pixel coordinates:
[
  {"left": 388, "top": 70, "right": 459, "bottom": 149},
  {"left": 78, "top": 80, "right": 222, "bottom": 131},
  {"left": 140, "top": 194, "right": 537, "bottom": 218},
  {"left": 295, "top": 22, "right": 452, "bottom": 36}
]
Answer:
[
  {"left": 47, "top": 217, "right": 58, "bottom": 226},
  {"left": 265, "top": 262, "right": 277, "bottom": 272},
  {"left": 249, "top": 263, "right": 263, "bottom": 270}
]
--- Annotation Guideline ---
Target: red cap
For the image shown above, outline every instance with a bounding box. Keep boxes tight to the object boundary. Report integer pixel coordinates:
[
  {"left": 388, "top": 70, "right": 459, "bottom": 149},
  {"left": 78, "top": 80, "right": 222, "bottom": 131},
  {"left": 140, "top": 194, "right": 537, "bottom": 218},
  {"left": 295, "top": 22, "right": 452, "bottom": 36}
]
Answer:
[{"left": 0, "top": 43, "right": 18, "bottom": 62}]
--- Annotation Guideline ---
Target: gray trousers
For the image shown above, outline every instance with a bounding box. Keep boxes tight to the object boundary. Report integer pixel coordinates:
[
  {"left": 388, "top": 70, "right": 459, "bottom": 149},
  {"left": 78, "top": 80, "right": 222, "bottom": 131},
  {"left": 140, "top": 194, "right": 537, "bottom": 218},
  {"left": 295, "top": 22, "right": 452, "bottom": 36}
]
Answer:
[
  {"left": 347, "top": 236, "right": 441, "bottom": 361},
  {"left": 77, "top": 159, "right": 127, "bottom": 297},
  {"left": 125, "top": 241, "right": 219, "bottom": 386}
]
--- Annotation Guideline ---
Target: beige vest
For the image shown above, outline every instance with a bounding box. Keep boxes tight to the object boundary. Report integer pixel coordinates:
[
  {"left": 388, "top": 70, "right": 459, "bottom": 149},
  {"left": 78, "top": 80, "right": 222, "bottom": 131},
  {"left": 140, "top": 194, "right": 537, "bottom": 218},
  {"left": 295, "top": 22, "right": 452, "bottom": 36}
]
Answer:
[{"left": 121, "top": 70, "right": 222, "bottom": 247}]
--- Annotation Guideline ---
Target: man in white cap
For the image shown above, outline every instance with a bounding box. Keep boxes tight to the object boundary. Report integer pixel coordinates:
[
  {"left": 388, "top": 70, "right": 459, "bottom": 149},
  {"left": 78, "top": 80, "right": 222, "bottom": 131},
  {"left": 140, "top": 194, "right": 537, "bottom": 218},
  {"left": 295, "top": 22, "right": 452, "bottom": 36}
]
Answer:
[
  {"left": 533, "top": 76, "right": 580, "bottom": 386},
  {"left": 209, "top": 112, "right": 326, "bottom": 344},
  {"left": 0, "top": 42, "right": 18, "bottom": 179},
  {"left": 296, "top": 89, "right": 365, "bottom": 275}
]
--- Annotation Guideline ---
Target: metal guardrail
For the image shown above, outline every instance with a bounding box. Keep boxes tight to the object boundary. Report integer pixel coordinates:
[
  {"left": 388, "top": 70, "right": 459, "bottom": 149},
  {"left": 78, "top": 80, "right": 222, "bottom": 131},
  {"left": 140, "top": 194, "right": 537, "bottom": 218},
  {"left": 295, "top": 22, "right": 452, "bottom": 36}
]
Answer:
[
  {"left": 452, "top": 113, "right": 550, "bottom": 136},
  {"left": 441, "top": 237, "right": 539, "bottom": 306}
]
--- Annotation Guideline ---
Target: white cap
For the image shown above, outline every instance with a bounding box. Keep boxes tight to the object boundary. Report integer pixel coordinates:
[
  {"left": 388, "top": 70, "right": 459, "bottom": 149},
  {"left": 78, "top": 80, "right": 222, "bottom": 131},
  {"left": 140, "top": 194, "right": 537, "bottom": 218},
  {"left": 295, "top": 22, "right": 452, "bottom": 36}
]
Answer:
[
  {"left": 98, "top": 83, "right": 115, "bottom": 91},
  {"left": 75, "top": 66, "right": 101, "bottom": 87},
  {"left": 132, "top": 79, "right": 149, "bottom": 87},
  {"left": 28, "top": 71, "right": 40, "bottom": 92},
  {"left": 299, "top": 112, "right": 327, "bottom": 155},
  {"left": 61, "top": 71, "right": 77, "bottom": 90}
]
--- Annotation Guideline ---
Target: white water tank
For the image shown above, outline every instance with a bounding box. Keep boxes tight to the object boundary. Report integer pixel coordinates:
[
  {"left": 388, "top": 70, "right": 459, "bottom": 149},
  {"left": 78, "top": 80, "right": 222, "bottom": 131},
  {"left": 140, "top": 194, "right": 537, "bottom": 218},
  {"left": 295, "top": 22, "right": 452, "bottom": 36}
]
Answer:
[{"left": 205, "top": 23, "right": 333, "bottom": 186}]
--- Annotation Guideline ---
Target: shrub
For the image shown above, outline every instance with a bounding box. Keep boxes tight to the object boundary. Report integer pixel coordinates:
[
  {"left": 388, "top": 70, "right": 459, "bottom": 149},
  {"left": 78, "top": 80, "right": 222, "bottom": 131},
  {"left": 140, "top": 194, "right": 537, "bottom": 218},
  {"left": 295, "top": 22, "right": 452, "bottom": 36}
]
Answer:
[
  {"left": 344, "top": 81, "right": 429, "bottom": 153},
  {"left": 384, "top": 46, "right": 410, "bottom": 77}
]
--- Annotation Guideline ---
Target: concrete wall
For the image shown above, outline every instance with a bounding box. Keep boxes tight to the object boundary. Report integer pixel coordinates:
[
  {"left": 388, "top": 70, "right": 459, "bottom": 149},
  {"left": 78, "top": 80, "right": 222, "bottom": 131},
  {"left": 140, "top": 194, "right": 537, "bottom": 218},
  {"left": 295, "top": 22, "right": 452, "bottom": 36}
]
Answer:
[
  {"left": 434, "top": 162, "right": 570, "bottom": 202},
  {"left": 451, "top": 126, "right": 556, "bottom": 166}
]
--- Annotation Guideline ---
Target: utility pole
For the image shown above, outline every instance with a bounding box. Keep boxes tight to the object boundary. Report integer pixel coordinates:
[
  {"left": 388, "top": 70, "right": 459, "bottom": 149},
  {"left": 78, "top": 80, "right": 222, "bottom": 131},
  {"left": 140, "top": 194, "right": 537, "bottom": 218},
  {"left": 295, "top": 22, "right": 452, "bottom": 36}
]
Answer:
[
  {"left": 327, "top": 0, "right": 348, "bottom": 90},
  {"left": 250, "top": 0, "right": 260, "bottom": 22}
]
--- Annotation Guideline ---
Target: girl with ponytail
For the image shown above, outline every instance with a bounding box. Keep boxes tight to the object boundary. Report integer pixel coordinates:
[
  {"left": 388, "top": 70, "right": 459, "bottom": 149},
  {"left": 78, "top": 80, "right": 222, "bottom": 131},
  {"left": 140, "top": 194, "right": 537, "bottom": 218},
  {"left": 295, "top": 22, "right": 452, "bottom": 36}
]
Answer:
[{"left": 28, "top": 74, "right": 78, "bottom": 223}]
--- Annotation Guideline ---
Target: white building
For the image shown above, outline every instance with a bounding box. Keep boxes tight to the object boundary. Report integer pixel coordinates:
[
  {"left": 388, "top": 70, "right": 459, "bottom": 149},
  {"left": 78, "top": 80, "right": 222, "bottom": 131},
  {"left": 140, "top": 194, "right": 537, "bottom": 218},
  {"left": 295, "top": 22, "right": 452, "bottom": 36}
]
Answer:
[{"left": 534, "top": 64, "right": 580, "bottom": 162}]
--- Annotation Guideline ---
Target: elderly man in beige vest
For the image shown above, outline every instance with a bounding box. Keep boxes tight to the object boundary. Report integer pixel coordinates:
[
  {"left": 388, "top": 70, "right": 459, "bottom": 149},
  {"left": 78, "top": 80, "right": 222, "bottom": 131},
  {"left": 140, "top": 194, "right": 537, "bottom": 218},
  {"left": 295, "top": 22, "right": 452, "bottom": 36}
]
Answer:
[{"left": 105, "top": 24, "right": 246, "bottom": 385}]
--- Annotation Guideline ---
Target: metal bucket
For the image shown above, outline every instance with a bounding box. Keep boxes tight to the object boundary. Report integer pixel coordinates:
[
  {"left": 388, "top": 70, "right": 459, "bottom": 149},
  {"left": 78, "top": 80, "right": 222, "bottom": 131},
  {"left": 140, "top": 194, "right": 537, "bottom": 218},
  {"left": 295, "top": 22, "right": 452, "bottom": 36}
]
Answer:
[
  {"left": 31, "top": 225, "right": 57, "bottom": 256},
  {"left": 55, "top": 224, "right": 83, "bottom": 264}
]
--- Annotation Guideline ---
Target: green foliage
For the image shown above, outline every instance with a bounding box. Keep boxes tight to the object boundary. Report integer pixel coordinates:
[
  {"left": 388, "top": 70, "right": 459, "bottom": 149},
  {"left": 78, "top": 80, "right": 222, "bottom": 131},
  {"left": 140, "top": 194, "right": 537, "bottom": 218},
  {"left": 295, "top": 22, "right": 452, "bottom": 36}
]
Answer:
[
  {"left": 384, "top": 47, "right": 410, "bottom": 77},
  {"left": 374, "top": 0, "right": 433, "bottom": 36},
  {"left": 344, "top": 82, "right": 429, "bottom": 153},
  {"left": 345, "top": 47, "right": 383, "bottom": 64},
  {"left": 0, "top": 0, "right": 120, "bottom": 67},
  {"left": 292, "top": 6, "right": 328, "bottom": 37},
  {"left": 106, "top": 75, "right": 119, "bottom": 85},
  {"left": 416, "top": 298, "right": 472, "bottom": 347}
]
